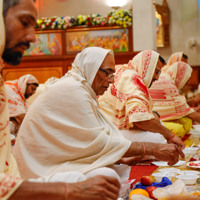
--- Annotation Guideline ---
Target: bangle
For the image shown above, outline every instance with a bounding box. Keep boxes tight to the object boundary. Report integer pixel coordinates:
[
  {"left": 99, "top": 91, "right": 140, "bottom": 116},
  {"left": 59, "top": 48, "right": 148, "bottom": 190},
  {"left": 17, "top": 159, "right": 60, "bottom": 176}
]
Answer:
[
  {"left": 168, "top": 131, "right": 175, "bottom": 141},
  {"left": 64, "top": 183, "right": 68, "bottom": 200},
  {"left": 142, "top": 143, "right": 146, "bottom": 156},
  {"left": 153, "top": 111, "right": 160, "bottom": 118}
]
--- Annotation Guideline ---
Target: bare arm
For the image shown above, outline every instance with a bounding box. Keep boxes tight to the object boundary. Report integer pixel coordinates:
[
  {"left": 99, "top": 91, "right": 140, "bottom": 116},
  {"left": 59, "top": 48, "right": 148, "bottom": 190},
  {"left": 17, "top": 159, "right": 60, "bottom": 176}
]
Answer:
[
  {"left": 133, "top": 118, "right": 185, "bottom": 149},
  {"left": 9, "top": 176, "right": 120, "bottom": 200},
  {"left": 187, "top": 111, "right": 200, "bottom": 124},
  {"left": 14, "top": 113, "right": 26, "bottom": 124},
  {"left": 134, "top": 118, "right": 172, "bottom": 139},
  {"left": 66, "top": 176, "right": 120, "bottom": 200},
  {"left": 123, "top": 142, "right": 185, "bottom": 166},
  {"left": 9, "top": 181, "right": 65, "bottom": 200}
]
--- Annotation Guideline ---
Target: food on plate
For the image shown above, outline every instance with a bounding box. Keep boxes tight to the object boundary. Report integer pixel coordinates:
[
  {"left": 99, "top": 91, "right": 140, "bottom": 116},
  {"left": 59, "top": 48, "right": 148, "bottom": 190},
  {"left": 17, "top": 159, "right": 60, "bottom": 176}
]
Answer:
[{"left": 189, "top": 162, "right": 200, "bottom": 167}]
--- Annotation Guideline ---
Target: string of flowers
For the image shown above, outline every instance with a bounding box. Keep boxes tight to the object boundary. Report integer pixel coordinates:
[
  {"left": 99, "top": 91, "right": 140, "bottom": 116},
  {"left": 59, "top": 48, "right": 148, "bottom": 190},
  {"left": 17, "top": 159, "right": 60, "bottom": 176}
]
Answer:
[{"left": 35, "top": 9, "right": 132, "bottom": 30}]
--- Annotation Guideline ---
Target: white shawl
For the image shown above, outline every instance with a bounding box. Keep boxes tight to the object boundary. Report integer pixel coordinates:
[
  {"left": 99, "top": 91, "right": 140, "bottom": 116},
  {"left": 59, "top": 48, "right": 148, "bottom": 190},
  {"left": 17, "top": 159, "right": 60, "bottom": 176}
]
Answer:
[{"left": 13, "top": 47, "right": 131, "bottom": 179}]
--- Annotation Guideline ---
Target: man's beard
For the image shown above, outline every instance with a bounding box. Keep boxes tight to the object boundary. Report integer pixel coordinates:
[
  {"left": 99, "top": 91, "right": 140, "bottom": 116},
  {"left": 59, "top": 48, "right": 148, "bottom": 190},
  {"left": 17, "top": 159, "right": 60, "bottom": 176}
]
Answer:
[
  {"left": 2, "top": 48, "right": 23, "bottom": 66},
  {"left": 2, "top": 42, "right": 30, "bottom": 66}
]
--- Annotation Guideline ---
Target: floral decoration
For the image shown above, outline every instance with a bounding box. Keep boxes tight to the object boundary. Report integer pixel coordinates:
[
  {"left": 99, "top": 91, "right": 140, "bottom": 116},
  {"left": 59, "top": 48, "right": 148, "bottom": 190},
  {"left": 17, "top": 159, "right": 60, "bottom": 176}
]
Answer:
[
  {"left": 35, "top": 9, "right": 132, "bottom": 30},
  {"left": 107, "top": 9, "right": 132, "bottom": 28}
]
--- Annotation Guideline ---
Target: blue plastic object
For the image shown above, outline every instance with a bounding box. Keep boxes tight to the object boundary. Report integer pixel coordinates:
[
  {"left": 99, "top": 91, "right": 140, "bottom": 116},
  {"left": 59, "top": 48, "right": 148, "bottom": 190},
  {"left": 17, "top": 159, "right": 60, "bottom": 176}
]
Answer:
[{"left": 133, "top": 177, "right": 172, "bottom": 190}]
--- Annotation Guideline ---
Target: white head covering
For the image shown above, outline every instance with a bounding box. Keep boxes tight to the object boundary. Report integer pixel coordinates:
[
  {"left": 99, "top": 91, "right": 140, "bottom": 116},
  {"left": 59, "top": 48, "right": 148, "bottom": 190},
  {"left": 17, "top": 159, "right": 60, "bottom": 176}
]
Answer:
[
  {"left": 5, "top": 74, "right": 39, "bottom": 117},
  {"left": 67, "top": 47, "right": 114, "bottom": 99},
  {"left": 128, "top": 50, "right": 159, "bottom": 88},
  {"left": 164, "top": 61, "right": 192, "bottom": 90}
]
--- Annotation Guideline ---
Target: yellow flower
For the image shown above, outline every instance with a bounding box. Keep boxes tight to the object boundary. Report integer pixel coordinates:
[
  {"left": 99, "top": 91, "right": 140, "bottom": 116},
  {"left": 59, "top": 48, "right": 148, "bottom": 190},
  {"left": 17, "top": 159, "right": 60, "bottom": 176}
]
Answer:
[{"left": 37, "top": 19, "right": 43, "bottom": 25}]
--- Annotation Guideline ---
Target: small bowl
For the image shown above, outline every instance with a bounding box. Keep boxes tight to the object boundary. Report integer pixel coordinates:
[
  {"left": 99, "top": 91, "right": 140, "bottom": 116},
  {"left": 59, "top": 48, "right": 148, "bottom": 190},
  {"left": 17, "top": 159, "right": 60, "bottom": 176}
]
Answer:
[
  {"left": 178, "top": 170, "right": 200, "bottom": 176},
  {"left": 159, "top": 168, "right": 181, "bottom": 175},
  {"left": 183, "top": 147, "right": 198, "bottom": 155},
  {"left": 176, "top": 174, "right": 199, "bottom": 185},
  {"left": 152, "top": 172, "right": 175, "bottom": 182},
  {"left": 191, "top": 125, "right": 200, "bottom": 134}
]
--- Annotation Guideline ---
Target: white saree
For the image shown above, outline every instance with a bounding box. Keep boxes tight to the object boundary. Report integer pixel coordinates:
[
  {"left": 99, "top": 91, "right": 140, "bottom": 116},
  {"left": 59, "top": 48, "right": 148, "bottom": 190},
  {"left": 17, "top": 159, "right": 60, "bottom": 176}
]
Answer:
[{"left": 13, "top": 47, "right": 131, "bottom": 179}]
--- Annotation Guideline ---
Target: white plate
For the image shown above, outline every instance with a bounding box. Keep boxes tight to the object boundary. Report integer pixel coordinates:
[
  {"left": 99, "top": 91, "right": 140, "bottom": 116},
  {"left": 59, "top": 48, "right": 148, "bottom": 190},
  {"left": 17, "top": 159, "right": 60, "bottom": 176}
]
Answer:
[
  {"left": 178, "top": 170, "right": 200, "bottom": 175},
  {"left": 159, "top": 167, "right": 181, "bottom": 173},
  {"left": 186, "top": 161, "right": 200, "bottom": 169},
  {"left": 152, "top": 160, "right": 186, "bottom": 167}
]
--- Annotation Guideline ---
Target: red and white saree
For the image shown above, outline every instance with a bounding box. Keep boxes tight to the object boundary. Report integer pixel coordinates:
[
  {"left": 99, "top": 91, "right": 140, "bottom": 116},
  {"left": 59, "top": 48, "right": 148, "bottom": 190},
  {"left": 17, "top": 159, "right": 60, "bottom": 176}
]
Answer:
[{"left": 149, "top": 61, "right": 194, "bottom": 121}]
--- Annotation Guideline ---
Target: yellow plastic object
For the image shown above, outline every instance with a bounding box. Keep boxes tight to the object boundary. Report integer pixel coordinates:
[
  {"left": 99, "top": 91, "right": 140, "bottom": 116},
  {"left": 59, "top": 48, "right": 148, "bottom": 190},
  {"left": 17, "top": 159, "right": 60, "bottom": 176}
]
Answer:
[{"left": 129, "top": 188, "right": 150, "bottom": 199}]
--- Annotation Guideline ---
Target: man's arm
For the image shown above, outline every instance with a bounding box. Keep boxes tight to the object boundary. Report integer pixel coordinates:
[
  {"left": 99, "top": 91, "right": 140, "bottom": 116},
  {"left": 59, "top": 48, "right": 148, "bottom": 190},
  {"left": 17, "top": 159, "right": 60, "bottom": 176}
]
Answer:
[
  {"left": 133, "top": 118, "right": 185, "bottom": 149},
  {"left": 9, "top": 176, "right": 120, "bottom": 200}
]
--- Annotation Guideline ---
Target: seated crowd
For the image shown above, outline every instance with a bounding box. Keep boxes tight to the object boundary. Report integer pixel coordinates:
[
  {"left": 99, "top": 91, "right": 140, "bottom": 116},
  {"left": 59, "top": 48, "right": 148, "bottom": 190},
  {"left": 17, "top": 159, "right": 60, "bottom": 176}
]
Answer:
[
  {"left": 8, "top": 48, "right": 199, "bottom": 199},
  {"left": 0, "top": 0, "right": 199, "bottom": 199}
]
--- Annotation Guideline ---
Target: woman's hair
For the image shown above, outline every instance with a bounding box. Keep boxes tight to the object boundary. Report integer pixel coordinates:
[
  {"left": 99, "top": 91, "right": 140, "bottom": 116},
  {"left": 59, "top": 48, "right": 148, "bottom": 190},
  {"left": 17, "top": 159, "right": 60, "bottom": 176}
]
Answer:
[
  {"left": 159, "top": 55, "right": 166, "bottom": 65},
  {"left": 3, "top": 0, "right": 36, "bottom": 17},
  {"left": 182, "top": 53, "right": 188, "bottom": 59}
]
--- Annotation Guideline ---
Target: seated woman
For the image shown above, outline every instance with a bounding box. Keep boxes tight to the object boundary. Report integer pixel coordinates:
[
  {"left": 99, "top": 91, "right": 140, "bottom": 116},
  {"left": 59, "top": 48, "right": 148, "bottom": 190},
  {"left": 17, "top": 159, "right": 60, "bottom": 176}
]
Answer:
[
  {"left": 149, "top": 61, "right": 200, "bottom": 142},
  {"left": 98, "top": 50, "right": 184, "bottom": 148},
  {"left": 5, "top": 74, "right": 38, "bottom": 136},
  {"left": 27, "top": 76, "right": 58, "bottom": 105},
  {"left": 13, "top": 47, "right": 183, "bottom": 180}
]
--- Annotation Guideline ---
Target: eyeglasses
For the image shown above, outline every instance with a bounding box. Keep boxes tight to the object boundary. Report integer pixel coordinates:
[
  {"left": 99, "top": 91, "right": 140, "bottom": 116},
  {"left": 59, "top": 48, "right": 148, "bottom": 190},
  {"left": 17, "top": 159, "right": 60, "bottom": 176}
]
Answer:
[
  {"left": 99, "top": 68, "right": 115, "bottom": 79},
  {"left": 155, "top": 67, "right": 161, "bottom": 75}
]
